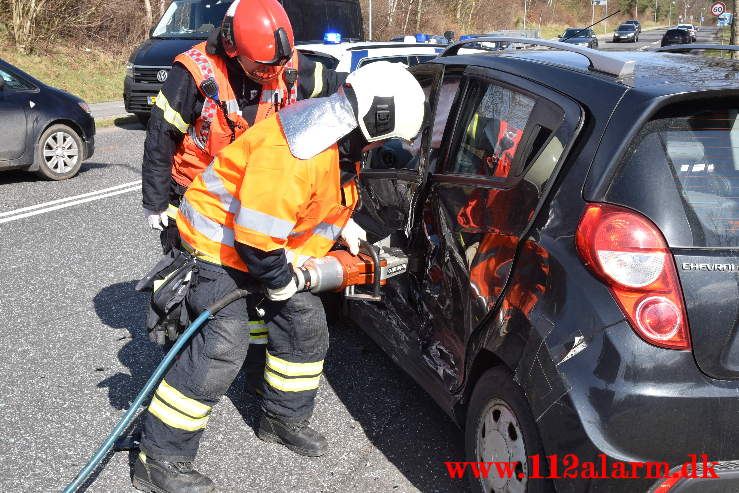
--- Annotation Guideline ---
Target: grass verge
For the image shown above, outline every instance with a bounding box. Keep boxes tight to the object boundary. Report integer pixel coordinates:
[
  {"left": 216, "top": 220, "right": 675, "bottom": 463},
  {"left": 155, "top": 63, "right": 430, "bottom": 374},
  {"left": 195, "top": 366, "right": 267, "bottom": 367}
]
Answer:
[{"left": 0, "top": 42, "right": 126, "bottom": 104}]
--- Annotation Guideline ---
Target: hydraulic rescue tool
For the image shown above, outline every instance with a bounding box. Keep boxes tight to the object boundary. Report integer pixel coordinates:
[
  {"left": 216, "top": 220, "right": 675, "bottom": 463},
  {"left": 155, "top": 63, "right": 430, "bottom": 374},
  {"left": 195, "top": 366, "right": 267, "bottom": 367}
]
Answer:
[{"left": 62, "top": 241, "right": 407, "bottom": 492}]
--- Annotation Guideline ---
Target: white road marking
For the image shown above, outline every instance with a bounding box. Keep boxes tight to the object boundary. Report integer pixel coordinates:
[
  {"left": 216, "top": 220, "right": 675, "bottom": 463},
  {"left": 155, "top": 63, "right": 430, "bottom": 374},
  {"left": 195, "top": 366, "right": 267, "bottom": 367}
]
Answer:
[{"left": 0, "top": 180, "right": 142, "bottom": 224}]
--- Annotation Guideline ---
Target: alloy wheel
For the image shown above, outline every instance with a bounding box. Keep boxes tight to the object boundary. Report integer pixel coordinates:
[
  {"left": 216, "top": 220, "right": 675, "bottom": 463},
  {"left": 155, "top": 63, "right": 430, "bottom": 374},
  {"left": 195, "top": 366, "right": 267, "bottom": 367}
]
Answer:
[{"left": 42, "top": 131, "right": 79, "bottom": 174}]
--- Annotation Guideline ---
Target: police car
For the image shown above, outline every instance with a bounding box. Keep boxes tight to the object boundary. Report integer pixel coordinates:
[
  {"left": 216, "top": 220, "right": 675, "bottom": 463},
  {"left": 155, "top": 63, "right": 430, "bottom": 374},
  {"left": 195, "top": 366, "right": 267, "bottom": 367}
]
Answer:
[{"left": 297, "top": 32, "right": 444, "bottom": 72}]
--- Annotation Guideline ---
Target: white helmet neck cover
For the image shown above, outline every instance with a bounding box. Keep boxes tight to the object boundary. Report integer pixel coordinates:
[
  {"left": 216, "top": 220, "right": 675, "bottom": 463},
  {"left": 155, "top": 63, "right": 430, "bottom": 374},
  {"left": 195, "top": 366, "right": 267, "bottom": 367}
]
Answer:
[{"left": 345, "top": 61, "right": 426, "bottom": 143}]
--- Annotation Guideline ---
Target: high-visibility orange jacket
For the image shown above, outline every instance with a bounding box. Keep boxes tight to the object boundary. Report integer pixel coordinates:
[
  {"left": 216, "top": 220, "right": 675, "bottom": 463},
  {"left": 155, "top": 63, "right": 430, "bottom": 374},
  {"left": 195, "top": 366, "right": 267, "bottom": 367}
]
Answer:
[
  {"left": 177, "top": 113, "right": 359, "bottom": 273},
  {"left": 170, "top": 41, "right": 299, "bottom": 188}
]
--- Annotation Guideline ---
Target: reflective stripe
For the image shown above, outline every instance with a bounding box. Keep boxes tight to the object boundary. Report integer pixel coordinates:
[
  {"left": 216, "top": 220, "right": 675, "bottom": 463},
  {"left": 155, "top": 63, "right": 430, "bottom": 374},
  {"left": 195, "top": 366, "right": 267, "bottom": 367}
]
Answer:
[
  {"left": 264, "top": 370, "right": 321, "bottom": 392},
  {"left": 310, "top": 63, "right": 324, "bottom": 98},
  {"left": 261, "top": 89, "right": 284, "bottom": 104},
  {"left": 200, "top": 166, "right": 240, "bottom": 214},
  {"left": 156, "top": 379, "right": 211, "bottom": 418},
  {"left": 180, "top": 199, "right": 235, "bottom": 246},
  {"left": 166, "top": 203, "right": 179, "bottom": 219},
  {"left": 155, "top": 92, "right": 189, "bottom": 134},
  {"left": 148, "top": 396, "right": 209, "bottom": 431},
  {"left": 235, "top": 207, "right": 295, "bottom": 240},
  {"left": 266, "top": 351, "right": 323, "bottom": 376},
  {"left": 313, "top": 222, "right": 341, "bottom": 241},
  {"left": 225, "top": 99, "right": 240, "bottom": 115},
  {"left": 249, "top": 320, "right": 268, "bottom": 343}
]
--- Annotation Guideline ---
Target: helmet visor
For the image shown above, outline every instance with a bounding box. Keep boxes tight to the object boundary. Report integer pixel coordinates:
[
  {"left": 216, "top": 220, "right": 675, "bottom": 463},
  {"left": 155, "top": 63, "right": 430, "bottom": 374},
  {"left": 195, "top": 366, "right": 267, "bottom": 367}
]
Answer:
[{"left": 238, "top": 56, "right": 286, "bottom": 82}]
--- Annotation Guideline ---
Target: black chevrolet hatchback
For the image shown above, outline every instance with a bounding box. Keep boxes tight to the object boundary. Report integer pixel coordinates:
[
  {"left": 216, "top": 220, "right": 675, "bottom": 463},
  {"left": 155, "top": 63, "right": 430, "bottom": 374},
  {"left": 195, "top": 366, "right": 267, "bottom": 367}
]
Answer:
[{"left": 348, "top": 40, "right": 739, "bottom": 492}]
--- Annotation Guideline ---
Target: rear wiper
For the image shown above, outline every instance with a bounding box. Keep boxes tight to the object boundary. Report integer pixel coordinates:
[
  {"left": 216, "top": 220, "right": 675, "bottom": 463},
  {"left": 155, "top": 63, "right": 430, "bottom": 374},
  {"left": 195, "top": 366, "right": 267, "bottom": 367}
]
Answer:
[{"left": 561, "top": 10, "right": 621, "bottom": 42}]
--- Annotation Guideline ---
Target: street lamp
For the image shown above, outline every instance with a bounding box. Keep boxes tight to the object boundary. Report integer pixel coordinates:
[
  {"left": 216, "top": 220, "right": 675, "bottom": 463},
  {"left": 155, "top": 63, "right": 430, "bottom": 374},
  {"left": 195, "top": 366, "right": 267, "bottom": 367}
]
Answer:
[{"left": 669, "top": 0, "right": 675, "bottom": 25}]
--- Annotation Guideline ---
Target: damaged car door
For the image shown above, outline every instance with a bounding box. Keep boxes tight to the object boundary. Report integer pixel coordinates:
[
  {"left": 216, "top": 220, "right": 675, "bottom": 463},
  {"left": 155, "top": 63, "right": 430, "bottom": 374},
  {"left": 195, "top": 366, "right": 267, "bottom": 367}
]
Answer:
[{"left": 409, "top": 66, "right": 582, "bottom": 396}]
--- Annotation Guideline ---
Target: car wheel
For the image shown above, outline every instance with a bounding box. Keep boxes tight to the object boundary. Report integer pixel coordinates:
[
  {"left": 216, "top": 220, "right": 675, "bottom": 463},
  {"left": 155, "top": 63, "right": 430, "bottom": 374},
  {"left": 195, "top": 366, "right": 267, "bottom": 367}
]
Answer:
[
  {"left": 465, "top": 367, "right": 554, "bottom": 493},
  {"left": 34, "top": 124, "right": 84, "bottom": 180}
]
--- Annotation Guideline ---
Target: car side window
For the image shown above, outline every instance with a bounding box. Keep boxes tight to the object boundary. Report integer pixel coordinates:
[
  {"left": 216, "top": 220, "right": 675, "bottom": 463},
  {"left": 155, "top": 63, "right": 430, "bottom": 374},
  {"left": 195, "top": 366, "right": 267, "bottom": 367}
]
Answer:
[
  {"left": 0, "top": 68, "right": 35, "bottom": 91},
  {"left": 357, "top": 56, "right": 409, "bottom": 69},
  {"left": 449, "top": 81, "right": 536, "bottom": 178}
]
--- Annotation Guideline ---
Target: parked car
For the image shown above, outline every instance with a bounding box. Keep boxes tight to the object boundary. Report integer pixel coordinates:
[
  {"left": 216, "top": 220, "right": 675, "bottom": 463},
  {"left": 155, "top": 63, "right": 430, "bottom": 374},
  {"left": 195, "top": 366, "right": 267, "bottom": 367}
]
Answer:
[
  {"left": 558, "top": 27, "right": 599, "bottom": 48},
  {"left": 612, "top": 23, "right": 639, "bottom": 42},
  {"left": 349, "top": 38, "right": 739, "bottom": 492},
  {"left": 124, "top": 0, "right": 364, "bottom": 124},
  {"left": 677, "top": 23, "right": 698, "bottom": 41},
  {"left": 0, "top": 59, "right": 94, "bottom": 180},
  {"left": 661, "top": 27, "right": 692, "bottom": 46},
  {"left": 624, "top": 19, "right": 642, "bottom": 33}
]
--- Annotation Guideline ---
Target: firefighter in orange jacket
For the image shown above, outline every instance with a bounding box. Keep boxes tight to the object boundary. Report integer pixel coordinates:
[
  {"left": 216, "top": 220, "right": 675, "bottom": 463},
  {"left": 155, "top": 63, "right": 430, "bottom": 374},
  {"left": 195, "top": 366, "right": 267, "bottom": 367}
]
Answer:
[
  {"left": 140, "top": 0, "right": 344, "bottom": 387},
  {"left": 132, "top": 61, "right": 426, "bottom": 493},
  {"left": 141, "top": 0, "right": 345, "bottom": 253}
]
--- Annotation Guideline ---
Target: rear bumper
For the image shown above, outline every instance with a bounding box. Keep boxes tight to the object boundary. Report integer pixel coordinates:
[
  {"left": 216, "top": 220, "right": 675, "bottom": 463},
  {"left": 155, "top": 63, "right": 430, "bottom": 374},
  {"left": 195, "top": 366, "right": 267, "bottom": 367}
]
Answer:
[
  {"left": 536, "top": 320, "right": 739, "bottom": 492},
  {"left": 123, "top": 76, "right": 160, "bottom": 114}
]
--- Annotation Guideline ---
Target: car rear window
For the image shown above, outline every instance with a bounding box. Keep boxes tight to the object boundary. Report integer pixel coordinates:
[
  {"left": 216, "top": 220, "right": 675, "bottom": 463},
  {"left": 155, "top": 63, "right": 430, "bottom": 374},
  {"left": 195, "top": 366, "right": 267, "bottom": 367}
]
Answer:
[
  {"left": 607, "top": 105, "right": 739, "bottom": 248},
  {"left": 619, "top": 24, "right": 636, "bottom": 30}
]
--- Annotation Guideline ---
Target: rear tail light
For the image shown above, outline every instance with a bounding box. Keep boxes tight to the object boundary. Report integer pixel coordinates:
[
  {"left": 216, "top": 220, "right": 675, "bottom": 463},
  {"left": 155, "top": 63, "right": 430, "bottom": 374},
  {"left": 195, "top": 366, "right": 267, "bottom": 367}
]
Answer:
[{"left": 576, "top": 203, "right": 691, "bottom": 350}]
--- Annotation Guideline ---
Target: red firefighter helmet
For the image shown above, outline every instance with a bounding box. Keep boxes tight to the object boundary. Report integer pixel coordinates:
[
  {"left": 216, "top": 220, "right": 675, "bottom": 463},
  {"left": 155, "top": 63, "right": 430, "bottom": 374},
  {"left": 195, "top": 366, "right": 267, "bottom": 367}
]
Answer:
[{"left": 221, "top": 0, "right": 294, "bottom": 80}]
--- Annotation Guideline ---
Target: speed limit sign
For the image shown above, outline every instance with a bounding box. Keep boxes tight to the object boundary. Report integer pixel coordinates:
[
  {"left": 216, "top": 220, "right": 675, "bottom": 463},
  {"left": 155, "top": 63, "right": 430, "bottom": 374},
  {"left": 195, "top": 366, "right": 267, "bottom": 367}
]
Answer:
[{"left": 711, "top": 1, "right": 726, "bottom": 16}]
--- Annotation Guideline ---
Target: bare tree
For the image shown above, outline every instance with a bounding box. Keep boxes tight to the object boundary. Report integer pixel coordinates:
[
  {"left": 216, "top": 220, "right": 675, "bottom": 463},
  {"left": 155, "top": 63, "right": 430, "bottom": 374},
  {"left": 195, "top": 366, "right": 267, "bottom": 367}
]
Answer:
[
  {"left": 143, "top": 0, "right": 153, "bottom": 27},
  {"left": 8, "top": 0, "right": 45, "bottom": 54}
]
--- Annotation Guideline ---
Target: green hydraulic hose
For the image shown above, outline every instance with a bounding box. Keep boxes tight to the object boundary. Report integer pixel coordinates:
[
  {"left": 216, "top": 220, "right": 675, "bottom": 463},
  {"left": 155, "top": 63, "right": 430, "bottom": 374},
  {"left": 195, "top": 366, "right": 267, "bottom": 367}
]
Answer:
[{"left": 62, "top": 289, "right": 250, "bottom": 493}]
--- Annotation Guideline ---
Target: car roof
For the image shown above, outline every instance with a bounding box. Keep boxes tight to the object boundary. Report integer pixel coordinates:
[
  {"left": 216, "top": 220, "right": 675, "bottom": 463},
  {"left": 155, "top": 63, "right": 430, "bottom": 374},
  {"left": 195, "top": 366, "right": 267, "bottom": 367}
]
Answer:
[
  {"left": 297, "top": 41, "right": 443, "bottom": 71},
  {"left": 433, "top": 49, "right": 739, "bottom": 93}
]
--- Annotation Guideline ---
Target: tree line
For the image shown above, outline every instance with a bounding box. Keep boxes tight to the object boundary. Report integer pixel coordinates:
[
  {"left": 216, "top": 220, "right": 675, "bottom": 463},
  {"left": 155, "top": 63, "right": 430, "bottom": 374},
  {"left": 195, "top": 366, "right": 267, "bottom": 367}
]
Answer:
[{"left": 0, "top": 0, "right": 716, "bottom": 55}]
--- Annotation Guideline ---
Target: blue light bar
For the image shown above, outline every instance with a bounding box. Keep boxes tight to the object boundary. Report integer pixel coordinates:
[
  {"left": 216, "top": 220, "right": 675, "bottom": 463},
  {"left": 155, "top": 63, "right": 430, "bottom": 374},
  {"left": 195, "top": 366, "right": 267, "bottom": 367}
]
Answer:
[
  {"left": 415, "top": 33, "right": 428, "bottom": 43},
  {"left": 324, "top": 32, "right": 342, "bottom": 44},
  {"left": 459, "top": 35, "right": 473, "bottom": 41}
]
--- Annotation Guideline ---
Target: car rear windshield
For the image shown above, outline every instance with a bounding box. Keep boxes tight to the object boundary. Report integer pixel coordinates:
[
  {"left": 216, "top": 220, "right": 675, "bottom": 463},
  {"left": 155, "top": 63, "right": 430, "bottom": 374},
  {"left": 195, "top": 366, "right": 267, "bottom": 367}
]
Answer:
[
  {"left": 607, "top": 104, "right": 739, "bottom": 248},
  {"left": 152, "top": 0, "right": 231, "bottom": 39},
  {"left": 618, "top": 24, "right": 636, "bottom": 31},
  {"left": 563, "top": 29, "right": 586, "bottom": 37},
  {"left": 666, "top": 29, "right": 687, "bottom": 36}
]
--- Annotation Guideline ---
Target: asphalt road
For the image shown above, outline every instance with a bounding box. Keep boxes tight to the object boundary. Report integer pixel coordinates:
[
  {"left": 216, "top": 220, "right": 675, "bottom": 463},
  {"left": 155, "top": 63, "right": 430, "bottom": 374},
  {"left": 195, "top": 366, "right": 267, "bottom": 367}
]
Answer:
[
  {"left": 598, "top": 25, "right": 718, "bottom": 52},
  {"left": 0, "top": 124, "right": 468, "bottom": 493}
]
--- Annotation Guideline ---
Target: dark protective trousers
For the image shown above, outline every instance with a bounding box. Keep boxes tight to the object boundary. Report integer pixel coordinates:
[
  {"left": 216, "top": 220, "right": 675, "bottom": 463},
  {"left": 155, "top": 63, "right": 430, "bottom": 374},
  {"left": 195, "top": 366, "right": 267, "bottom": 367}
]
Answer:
[{"left": 139, "top": 260, "right": 329, "bottom": 461}]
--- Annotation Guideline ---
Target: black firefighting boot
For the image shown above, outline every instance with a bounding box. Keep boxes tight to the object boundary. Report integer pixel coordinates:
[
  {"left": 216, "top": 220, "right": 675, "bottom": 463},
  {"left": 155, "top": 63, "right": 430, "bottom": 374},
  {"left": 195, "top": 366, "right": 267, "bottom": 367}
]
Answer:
[
  {"left": 256, "top": 413, "right": 328, "bottom": 457},
  {"left": 132, "top": 451, "right": 216, "bottom": 493}
]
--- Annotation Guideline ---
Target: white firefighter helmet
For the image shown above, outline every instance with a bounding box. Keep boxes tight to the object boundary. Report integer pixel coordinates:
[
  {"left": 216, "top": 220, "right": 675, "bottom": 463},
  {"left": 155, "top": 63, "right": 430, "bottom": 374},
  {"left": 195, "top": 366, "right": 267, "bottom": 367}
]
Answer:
[{"left": 345, "top": 61, "right": 426, "bottom": 143}]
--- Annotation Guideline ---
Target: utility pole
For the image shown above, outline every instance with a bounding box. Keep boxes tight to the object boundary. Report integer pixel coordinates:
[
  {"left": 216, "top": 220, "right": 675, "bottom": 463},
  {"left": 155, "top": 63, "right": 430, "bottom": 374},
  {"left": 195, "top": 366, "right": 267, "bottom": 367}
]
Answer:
[
  {"left": 655, "top": 0, "right": 658, "bottom": 22},
  {"left": 523, "top": 0, "right": 527, "bottom": 31},
  {"left": 368, "top": 0, "right": 372, "bottom": 40},
  {"left": 732, "top": 0, "right": 737, "bottom": 59}
]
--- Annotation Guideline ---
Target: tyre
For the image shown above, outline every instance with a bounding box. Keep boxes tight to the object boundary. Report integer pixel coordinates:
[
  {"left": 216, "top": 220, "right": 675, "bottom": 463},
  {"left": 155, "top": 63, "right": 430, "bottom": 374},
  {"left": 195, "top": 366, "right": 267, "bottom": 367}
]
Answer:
[
  {"left": 34, "top": 124, "right": 84, "bottom": 180},
  {"left": 135, "top": 112, "right": 150, "bottom": 127},
  {"left": 465, "top": 367, "right": 554, "bottom": 493}
]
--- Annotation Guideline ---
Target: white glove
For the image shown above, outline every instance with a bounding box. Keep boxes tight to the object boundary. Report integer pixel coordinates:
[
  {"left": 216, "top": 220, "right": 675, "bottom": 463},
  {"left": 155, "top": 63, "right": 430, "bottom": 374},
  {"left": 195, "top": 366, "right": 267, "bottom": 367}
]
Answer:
[
  {"left": 339, "top": 217, "right": 367, "bottom": 256},
  {"left": 144, "top": 208, "right": 169, "bottom": 231},
  {"left": 266, "top": 277, "right": 298, "bottom": 301}
]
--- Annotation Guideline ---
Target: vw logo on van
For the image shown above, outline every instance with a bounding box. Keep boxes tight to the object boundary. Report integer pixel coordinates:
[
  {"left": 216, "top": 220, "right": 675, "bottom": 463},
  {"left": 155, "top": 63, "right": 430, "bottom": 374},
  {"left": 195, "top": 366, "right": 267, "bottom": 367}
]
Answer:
[{"left": 156, "top": 70, "right": 168, "bottom": 82}]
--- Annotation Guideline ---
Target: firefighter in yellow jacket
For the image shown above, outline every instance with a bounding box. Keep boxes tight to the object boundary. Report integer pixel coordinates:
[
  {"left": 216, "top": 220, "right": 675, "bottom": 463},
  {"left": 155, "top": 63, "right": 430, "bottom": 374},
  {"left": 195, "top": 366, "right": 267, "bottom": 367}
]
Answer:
[
  {"left": 132, "top": 61, "right": 426, "bottom": 493},
  {"left": 140, "top": 0, "right": 345, "bottom": 391}
]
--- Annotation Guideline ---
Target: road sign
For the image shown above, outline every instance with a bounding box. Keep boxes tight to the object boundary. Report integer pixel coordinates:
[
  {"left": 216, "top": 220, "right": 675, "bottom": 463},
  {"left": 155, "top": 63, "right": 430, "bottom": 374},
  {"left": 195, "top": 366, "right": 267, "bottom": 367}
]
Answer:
[
  {"left": 592, "top": 0, "right": 606, "bottom": 5},
  {"left": 711, "top": 1, "right": 726, "bottom": 16}
]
